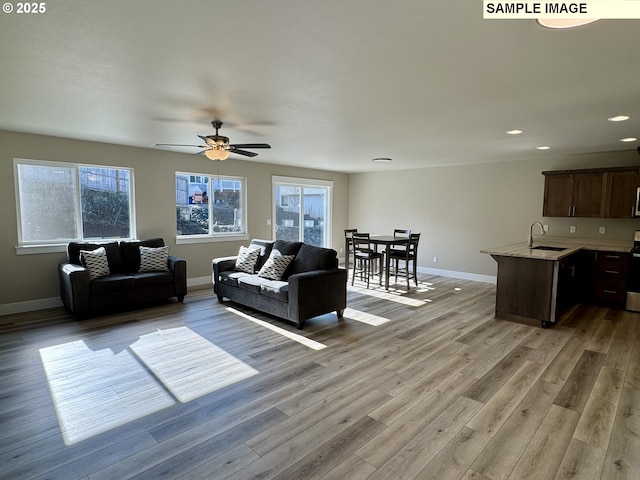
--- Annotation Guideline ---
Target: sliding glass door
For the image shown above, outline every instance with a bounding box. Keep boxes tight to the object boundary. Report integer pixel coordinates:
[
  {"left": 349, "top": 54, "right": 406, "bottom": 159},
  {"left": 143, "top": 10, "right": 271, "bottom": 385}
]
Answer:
[{"left": 273, "top": 176, "right": 332, "bottom": 247}]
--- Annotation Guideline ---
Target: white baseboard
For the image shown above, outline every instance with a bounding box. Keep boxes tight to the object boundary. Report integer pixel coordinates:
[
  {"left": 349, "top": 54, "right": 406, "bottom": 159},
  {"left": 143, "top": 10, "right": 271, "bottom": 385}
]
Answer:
[
  {"left": 0, "top": 297, "right": 63, "bottom": 316},
  {"left": 188, "top": 276, "right": 212, "bottom": 287},
  {"left": 417, "top": 266, "right": 496, "bottom": 284}
]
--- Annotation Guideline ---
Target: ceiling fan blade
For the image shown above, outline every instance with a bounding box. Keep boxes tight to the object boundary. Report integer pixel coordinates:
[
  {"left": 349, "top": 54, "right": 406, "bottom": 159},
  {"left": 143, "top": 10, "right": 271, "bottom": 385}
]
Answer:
[
  {"left": 230, "top": 143, "right": 271, "bottom": 149},
  {"left": 194, "top": 150, "right": 207, "bottom": 155},
  {"left": 153, "top": 143, "right": 207, "bottom": 148},
  {"left": 229, "top": 148, "right": 259, "bottom": 157}
]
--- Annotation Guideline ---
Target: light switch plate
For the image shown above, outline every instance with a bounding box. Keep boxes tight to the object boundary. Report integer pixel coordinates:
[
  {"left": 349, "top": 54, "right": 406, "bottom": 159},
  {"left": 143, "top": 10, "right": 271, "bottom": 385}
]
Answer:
[{"left": 570, "top": 226, "right": 576, "bottom": 233}]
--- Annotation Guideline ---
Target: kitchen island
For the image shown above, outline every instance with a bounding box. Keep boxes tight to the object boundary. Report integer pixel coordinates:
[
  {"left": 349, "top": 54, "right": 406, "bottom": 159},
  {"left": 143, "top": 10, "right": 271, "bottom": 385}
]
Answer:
[{"left": 481, "top": 238, "right": 631, "bottom": 327}]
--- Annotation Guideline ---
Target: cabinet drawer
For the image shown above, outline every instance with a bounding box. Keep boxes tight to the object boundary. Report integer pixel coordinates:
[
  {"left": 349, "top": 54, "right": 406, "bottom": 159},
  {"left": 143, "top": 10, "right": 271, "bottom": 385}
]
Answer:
[
  {"left": 596, "top": 251, "right": 628, "bottom": 275},
  {"left": 595, "top": 281, "right": 627, "bottom": 304}
]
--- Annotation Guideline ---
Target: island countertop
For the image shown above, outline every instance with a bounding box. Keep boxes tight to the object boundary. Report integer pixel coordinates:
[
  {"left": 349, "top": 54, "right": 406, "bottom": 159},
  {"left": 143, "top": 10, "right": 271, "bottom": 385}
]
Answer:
[{"left": 480, "top": 236, "right": 632, "bottom": 261}]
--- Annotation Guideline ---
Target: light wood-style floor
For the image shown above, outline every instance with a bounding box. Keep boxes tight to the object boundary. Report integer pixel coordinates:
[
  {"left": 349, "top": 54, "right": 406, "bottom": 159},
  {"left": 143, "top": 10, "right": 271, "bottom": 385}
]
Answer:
[{"left": 1, "top": 274, "right": 639, "bottom": 480}]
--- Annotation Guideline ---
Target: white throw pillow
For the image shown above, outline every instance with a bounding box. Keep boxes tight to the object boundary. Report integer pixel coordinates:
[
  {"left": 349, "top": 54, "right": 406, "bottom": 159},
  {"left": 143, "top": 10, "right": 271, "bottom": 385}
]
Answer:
[
  {"left": 257, "top": 249, "right": 294, "bottom": 281},
  {"left": 80, "top": 247, "right": 111, "bottom": 280},
  {"left": 235, "top": 246, "right": 262, "bottom": 273},
  {"left": 139, "top": 245, "right": 170, "bottom": 272}
]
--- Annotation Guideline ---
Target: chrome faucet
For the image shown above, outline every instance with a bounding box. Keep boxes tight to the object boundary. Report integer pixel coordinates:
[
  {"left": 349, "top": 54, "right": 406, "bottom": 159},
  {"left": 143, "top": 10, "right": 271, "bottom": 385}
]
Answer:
[{"left": 528, "top": 222, "right": 545, "bottom": 248}]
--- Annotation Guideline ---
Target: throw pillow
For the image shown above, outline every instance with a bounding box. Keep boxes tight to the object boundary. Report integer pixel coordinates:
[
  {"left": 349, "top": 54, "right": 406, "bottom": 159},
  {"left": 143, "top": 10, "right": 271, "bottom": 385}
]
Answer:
[
  {"left": 257, "top": 249, "right": 295, "bottom": 281},
  {"left": 80, "top": 247, "right": 111, "bottom": 280},
  {"left": 235, "top": 246, "right": 261, "bottom": 273},
  {"left": 139, "top": 245, "right": 170, "bottom": 273}
]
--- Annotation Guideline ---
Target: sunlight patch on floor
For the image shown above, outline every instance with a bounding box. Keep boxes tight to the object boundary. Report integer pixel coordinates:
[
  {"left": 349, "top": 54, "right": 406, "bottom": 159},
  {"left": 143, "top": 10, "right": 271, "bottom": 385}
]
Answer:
[
  {"left": 39, "top": 341, "right": 174, "bottom": 445},
  {"left": 40, "top": 326, "right": 260, "bottom": 445},
  {"left": 347, "top": 283, "right": 427, "bottom": 307},
  {"left": 226, "top": 307, "right": 327, "bottom": 350},
  {"left": 130, "top": 327, "right": 259, "bottom": 403},
  {"left": 343, "top": 308, "right": 391, "bottom": 326}
]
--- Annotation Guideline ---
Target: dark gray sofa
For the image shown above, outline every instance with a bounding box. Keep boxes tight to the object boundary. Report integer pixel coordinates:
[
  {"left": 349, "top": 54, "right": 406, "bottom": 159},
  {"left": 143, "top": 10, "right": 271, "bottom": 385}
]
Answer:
[
  {"left": 212, "top": 239, "right": 347, "bottom": 329},
  {"left": 59, "top": 238, "right": 187, "bottom": 317}
]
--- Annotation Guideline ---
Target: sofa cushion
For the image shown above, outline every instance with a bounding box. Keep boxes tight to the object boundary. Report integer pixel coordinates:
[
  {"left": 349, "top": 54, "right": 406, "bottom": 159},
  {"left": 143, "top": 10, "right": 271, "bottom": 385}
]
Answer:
[
  {"left": 139, "top": 245, "right": 170, "bottom": 272},
  {"left": 80, "top": 247, "right": 111, "bottom": 280},
  {"left": 272, "top": 240, "right": 303, "bottom": 279},
  {"left": 260, "top": 280, "right": 289, "bottom": 302},
  {"left": 289, "top": 244, "right": 338, "bottom": 275},
  {"left": 249, "top": 239, "right": 275, "bottom": 270},
  {"left": 90, "top": 274, "right": 136, "bottom": 293},
  {"left": 235, "top": 245, "right": 261, "bottom": 273},
  {"left": 120, "top": 238, "right": 165, "bottom": 273},
  {"left": 68, "top": 241, "right": 122, "bottom": 271},
  {"left": 133, "top": 272, "right": 174, "bottom": 288},
  {"left": 219, "top": 271, "right": 251, "bottom": 288},
  {"left": 257, "top": 250, "right": 295, "bottom": 281},
  {"left": 238, "top": 274, "right": 271, "bottom": 293}
]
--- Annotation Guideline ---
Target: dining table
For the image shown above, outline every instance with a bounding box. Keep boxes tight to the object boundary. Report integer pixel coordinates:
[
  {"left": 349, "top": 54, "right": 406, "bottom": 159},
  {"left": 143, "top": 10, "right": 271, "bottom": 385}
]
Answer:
[{"left": 345, "top": 234, "right": 410, "bottom": 290}]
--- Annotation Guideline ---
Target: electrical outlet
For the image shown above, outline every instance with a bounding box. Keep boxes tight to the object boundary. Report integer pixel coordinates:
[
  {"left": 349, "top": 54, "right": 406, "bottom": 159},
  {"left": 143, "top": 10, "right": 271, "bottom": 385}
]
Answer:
[
  {"left": 433, "top": 256, "right": 438, "bottom": 263},
  {"left": 570, "top": 226, "right": 576, "bottom": 234},
  {"left": 599, "top": 226, "right": 606, "bottom": 234},
  {"left": 339, "top": 247, "right": 343, "bottom": 253},
  {"left": 266, "top": 219, "right": 271, "bottom": 225}
]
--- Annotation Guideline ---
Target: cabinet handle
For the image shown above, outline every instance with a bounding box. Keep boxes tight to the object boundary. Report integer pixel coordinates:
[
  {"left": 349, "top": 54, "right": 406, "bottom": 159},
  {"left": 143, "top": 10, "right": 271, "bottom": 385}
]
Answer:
[
  {"left": 604, "top": 270, "right": 619, "bottom": 274},
  {"left": 568, "top": 206, "right": 572, "bottom": 216},
  {"left": 604, "top": 290, "right": 618, "bottom": 294},
  {"left": 605, "top": 255, "right": 621, "bottom": 259}
]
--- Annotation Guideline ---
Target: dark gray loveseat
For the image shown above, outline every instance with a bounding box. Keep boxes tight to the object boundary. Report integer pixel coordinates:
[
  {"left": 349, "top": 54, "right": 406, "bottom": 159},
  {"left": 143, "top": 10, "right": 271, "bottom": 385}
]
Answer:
[
  {"left": 212, "top": 239, "right": 347, "bottom": 329},
  {"left": 59, "top": 238, "right": 187, "bottom": 317}
]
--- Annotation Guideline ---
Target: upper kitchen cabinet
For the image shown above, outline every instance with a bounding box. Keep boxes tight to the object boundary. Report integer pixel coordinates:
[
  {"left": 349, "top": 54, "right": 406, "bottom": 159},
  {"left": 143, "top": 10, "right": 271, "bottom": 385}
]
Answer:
[
  {"left": 543, "top": 170, "right": 605, "bottom": 217},
  {"left": 605, "top": 168, "right": 640, "bottom": 218},
  {"left": 543, "top": 166, "right": 640, "bottom": 218}
]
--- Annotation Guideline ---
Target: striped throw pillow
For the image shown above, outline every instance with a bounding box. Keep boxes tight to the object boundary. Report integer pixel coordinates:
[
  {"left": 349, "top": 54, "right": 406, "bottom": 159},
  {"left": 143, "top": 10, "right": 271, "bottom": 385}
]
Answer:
[
  {"left": 257, "top": 249, "right": 294, "bottom": 281},
  {"left": 235, "top": 246, "right": 261, "bottom": 273},
  {"left": 139, "top": 246, "right": 170, "bottom": 273},
  {"left": 80, "top": 247, "right": 111, "bottom": 280}
]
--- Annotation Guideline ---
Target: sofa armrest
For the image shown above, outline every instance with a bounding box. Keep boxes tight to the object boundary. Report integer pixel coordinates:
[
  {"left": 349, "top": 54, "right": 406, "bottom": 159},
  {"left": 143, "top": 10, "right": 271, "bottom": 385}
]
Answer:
[
  {"left": 58, "top": 262, "right": 91, "bottom": 314},
  {"left": 288, "top": 268, "right": 348, "bottom": 325},
  {"left": 168, "top": 256, "right": 187, "bottom": 300},
  {"left": 212, "top": 256, "right": 238, "bottom": 292}
]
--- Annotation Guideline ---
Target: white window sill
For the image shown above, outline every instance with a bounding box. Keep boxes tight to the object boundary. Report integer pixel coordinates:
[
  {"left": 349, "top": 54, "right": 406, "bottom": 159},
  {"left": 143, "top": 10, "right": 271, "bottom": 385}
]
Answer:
[
  {"left": 176, "top": 234, "right": 250, "bottom": 245},
  {"left": 16, "top": 244, "right": 68, "bottom": 255}
]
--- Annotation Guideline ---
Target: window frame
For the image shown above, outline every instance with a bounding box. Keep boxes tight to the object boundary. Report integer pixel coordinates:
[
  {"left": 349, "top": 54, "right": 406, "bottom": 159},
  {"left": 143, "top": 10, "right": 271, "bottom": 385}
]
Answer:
[
  {"left": 13, "top": 158, "right": 136, "bottom": 255},
  {"left": 272, "top": 175, "right": 333, "bottom": 247},
  {"left": 175, "top": 171, "right": 249, "bottom": 244}
]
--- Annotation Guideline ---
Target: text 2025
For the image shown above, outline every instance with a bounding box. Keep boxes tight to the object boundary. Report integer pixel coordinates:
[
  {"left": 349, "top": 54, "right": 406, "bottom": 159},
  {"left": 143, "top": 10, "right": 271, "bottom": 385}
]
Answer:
[{"left": 16, "top": 2, "right": 46, "bottom": 13}]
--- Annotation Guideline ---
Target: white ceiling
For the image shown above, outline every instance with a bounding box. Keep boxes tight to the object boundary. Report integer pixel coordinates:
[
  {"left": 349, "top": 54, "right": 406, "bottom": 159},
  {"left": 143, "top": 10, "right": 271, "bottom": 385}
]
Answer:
[{"left": 1, "top": 1, "right": 639, "bottom": 173}]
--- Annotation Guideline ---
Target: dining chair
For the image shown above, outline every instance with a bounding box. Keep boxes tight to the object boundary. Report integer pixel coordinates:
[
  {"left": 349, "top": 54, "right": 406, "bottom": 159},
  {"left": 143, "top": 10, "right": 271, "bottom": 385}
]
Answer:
[
  {"left": 389, "top": 232, "right": 421, "bottom": 289},
  {"left": 344, "top": 228, "right": 358, "bottom": 269},
  {"left": 351, "top": 233, "right": 383, "bottom": 288}
]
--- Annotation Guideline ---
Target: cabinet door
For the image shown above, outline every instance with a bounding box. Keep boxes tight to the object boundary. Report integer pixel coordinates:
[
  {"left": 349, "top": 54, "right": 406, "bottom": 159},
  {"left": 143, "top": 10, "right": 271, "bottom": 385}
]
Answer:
[
  {"left": 605, "top": 169, "right": 640, "bottom": 218},
  {"left": 543, "top": 174, "right": 573, "bottom": 217},
  {"left": 573, "top": 172, "right": 605, "bottom": 217}
]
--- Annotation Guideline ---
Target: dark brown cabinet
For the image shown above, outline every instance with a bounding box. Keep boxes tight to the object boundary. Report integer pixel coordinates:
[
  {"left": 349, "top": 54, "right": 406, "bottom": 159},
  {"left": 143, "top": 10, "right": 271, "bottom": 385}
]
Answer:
[
  {"left": 543, "top": 167, "right": 640, "bottom": 218},
  {"left": 605, "top": 169, "right": 640, "bottom": 218},
  {"left": 583, "top": 250, "right": 629, "bottom": 306}
]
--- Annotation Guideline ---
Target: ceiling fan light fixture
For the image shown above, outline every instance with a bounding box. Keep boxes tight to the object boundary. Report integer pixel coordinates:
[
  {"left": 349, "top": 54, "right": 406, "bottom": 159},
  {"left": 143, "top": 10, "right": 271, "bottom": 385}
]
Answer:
[{"left": 205, "top": 147, "right": 230, "bottom": 160}]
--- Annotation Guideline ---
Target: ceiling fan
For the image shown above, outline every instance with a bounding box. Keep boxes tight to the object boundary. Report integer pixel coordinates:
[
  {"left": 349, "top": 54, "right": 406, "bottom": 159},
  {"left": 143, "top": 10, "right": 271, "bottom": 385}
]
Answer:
[{"left": 154, "top": 120, "right": 271, "bottom": 160}]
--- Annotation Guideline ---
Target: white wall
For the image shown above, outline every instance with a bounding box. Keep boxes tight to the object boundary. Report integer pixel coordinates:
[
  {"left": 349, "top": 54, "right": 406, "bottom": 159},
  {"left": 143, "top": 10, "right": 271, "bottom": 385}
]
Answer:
[{"left": 348, "top": 153, "right": 640, "bottom": 279}]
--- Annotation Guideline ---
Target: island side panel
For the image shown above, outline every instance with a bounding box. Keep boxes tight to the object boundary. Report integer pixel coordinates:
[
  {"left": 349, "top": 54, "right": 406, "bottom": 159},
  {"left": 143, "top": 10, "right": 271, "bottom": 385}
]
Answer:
[{"left": 492, "top": 255, "right": 555, "bottom": 323}]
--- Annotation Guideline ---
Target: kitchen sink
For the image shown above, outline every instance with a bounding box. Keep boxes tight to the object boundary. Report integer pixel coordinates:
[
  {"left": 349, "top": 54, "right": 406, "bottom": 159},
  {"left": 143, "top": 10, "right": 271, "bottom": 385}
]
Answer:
[{"left": 531, "top": 245, "right": 567, "bottom": 251}]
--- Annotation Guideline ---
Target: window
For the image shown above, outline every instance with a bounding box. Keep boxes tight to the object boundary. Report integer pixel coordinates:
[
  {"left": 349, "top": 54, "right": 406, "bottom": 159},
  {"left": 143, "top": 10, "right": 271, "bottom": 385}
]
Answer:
[
  {"left": 176, "top": 172, "right": 247, "bottom": 240},
  {"left": 14, "top": 159, "right": 135, "bottom": 249},
  {"left": 272, "top": 176, "right": 332, "bottom": 247}
]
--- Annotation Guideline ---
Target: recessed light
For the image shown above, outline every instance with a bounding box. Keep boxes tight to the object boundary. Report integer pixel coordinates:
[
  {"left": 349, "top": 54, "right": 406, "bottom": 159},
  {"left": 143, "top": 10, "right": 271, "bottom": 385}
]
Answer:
[
  {"left": 536, "top": 146, "right": 551, "bottom": 150},
  {"left": 506, "top": 129, "right": 523, "bottom": 135},
  {"left": 371, "top": 157, "right": 392, "bottom": 163},
  {"left": 620, "top": 137, "right": 638, "bottom": 143},
  {"left": 608, "top": 115, "right": 631, "bottom": 122}
]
